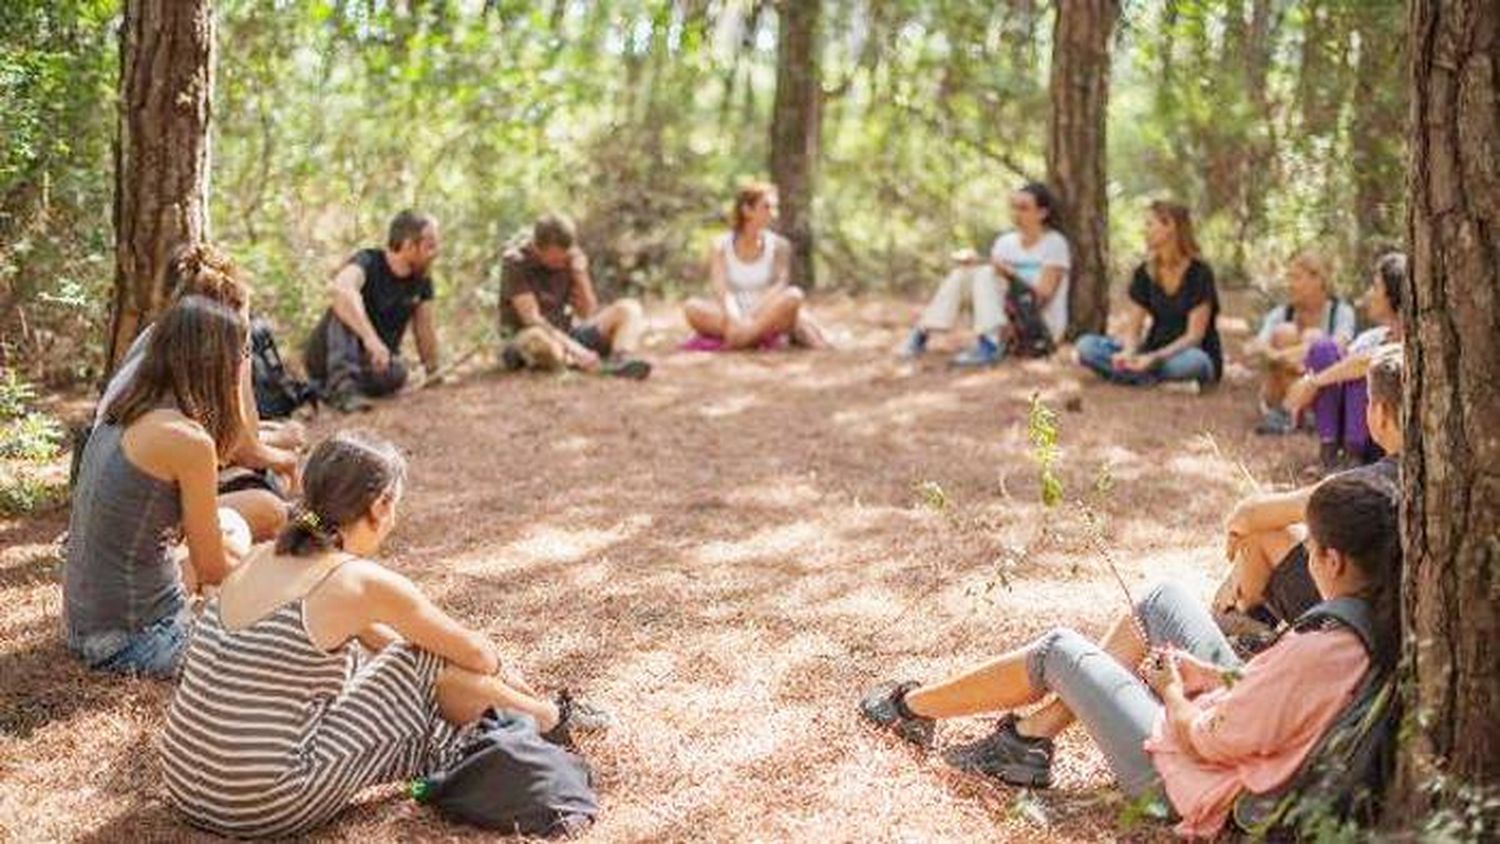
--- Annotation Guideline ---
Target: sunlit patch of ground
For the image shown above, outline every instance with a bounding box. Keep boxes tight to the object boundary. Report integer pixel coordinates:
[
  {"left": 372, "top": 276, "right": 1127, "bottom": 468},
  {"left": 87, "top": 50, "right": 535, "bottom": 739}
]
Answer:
[{"left": 0, "top": 297, "right": 1314, "bottom": 841}]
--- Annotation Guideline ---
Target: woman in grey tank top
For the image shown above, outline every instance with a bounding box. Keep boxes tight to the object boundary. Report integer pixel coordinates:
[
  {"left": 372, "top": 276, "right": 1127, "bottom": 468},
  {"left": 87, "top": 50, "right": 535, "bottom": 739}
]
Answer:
[{"left": 65, "top": 296, "right": 252, "bottom": 677}]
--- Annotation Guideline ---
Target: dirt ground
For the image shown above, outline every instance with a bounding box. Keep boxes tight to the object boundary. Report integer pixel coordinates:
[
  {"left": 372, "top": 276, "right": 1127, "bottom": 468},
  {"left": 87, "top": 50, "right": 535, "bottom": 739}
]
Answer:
[{"left": 0, "top": 296, "right": 1314, "bottom": 842}]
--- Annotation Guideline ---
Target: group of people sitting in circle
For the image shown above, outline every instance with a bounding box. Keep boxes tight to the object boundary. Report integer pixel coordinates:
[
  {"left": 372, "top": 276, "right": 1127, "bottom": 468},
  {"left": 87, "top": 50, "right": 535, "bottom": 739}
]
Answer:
[{"left": 58, "top": 176, "right": 1409, "bottom": 837}]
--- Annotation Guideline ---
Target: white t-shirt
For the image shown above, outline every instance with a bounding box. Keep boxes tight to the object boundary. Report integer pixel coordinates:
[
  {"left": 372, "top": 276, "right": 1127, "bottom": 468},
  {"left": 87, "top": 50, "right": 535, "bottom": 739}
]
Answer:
[
  {"left": 989, "top": 229, "right": 1072, "bottom": 341},
  {"left": 1349, "top": 325, "right": 1391, "bottom": 355},
  {"left": 1256, "top": 299, "right": 1358, "bottom": 346}
]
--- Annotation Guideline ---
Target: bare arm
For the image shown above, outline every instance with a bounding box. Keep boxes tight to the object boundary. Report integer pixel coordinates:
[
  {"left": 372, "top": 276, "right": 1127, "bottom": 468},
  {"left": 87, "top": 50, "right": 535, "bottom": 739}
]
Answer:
[
  {"left": 708, "top": 245, "right": 744, "bottom": 322},
  {"left": 328, "top": 263, "right": 385, "bottom": 354},
  {"left": 167, "top": 425, "right": 235, "bottom": 587},
  {"left": 1031, "top": 265, "right": 1065, "bottom": 306},
  {"left": 568, "top": 250, "right": 599, "bottom": 320},
  {"left": 510, "top": 292, "right": 596, "bottom": 363},
  {"left": 411, "top": 301, "right": 440, "bottom": 371},
  {"left": 1114, "top": 301, "right": 1149, "bottom": 352},
  {"left": 1143, "top": 302, "right": 1211, "bottom": 363},
  {"left": 363, "top": 567, "right": 499, "bottom": 675},
  {"left": 1227, "top": 486, "right": 1314, "bottom": 536}
]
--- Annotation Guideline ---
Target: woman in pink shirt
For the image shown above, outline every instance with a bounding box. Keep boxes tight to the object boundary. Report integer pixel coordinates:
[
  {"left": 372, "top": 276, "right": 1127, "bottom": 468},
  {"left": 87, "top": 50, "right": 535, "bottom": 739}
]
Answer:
[{"left": 859, "top": 473, "right": 1398, "bottom": 838}]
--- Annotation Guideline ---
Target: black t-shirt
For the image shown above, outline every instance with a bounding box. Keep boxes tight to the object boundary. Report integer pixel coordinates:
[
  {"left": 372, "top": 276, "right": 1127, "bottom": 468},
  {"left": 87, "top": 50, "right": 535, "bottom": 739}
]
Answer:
[
  {"left": 499, "top": 244, "right": 582, "bottom": 334},
  {"left": 351, "top": 248, "right": 433, "bottom": 351},
  {"left": 1127, "top": 258, "right": 1223, "bottom": 381}
]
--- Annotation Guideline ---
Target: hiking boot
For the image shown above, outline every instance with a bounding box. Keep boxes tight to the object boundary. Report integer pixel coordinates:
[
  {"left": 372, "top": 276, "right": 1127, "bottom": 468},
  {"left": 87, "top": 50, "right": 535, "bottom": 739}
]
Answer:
[
  {"left": 897, "top": 328, "right": 929, "bottom": 360},
  {"left": 950, "top": 336, "right": 1003, "bottom": 368},
  {"left": 601, "top": 356, "right": 652, "bottom": 380},
  {"left": 542, "top": 689, "right": 611, "bottom": 747},
  {"left": 327, "top": 388, "right": 373, "bottom": 414},
  {"left": 942, "top": 714, "right": 1054, "bottom": 788},
  {"left": 1254, "top": 407, "right": 1294, "bottom": 435},
  {"left": 859, "top": 680, "right": 935, "bottom": 749}
]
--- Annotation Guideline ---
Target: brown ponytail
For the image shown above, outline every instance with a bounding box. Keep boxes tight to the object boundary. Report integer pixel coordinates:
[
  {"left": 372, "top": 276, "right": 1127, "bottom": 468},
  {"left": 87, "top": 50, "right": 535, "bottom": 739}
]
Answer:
[
  {"left": 276, "top": 431, "right": 407, "bottom": 557},
  {"left": 731, "top": 182, "right": 777, "bottom": 233}
]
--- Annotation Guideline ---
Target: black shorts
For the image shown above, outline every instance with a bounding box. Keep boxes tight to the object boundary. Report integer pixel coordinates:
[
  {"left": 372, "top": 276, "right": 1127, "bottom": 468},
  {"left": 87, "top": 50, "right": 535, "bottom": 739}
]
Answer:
[
  {"left": 1263, "top": 543, "right": 1320, "bottom": 624},
  {"left": 568, "top": 324, "right": 611, "bottom": 356}
]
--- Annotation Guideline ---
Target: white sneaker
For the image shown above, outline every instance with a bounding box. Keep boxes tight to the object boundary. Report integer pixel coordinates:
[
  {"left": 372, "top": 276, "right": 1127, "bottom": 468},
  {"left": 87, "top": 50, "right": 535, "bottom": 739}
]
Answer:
[{"left": 1162, "top": 380, "right": 1202, "bottom": 396}]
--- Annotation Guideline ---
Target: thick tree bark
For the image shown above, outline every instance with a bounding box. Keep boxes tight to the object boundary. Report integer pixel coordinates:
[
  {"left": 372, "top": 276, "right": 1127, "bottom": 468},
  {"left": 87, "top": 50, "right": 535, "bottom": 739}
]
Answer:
[
  {"left": 1396, "top": 0, "right": 1499, "bottom": 814},
  {"left": 107, "top": 0, "right": 214, "bottom": 372},
  {"left": 1047, "top": 0, "right": 1120, "bottom": 338},
  {"left": 769, "top": 0, "right": 821, "bottom": 288}
]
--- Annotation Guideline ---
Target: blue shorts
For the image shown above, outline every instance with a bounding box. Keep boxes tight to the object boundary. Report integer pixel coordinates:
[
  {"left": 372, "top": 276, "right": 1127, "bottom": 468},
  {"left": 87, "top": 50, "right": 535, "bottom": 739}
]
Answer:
[{"left": 67, "top": 609, "right": 193, "bottom": 679}]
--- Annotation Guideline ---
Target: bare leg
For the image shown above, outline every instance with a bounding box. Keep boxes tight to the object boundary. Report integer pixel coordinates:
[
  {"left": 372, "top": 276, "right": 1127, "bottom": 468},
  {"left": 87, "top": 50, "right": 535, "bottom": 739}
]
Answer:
[
  {"left": 1263, "top": 323, "right": 1304, "bottom": 406},
  {"left": 903, "top": 644, "right": 1047, "bottom": 720},
  {"left": 218, "top": 488, "right": 287, "bottom": 542},
  {"left": 1013, "top": 612, "right": 1148, "bottom": 738},
  {"left": 592, "top": 298, "right": 646, "bottom": 354},
  {"left": 1215, "top": 525, "right": 1304, "bottom": 613},
  {"left": 683, "top": 297, "right": 728, "bottom": 338},
  {"left": 435, "top": 664, "right": 561, "bottom": 730},
  {"left": 725, "top": 287, "right": 804, "bottom": 350},
  {"left": 792, "top": 306, "right": 833, "bottom": 350}
]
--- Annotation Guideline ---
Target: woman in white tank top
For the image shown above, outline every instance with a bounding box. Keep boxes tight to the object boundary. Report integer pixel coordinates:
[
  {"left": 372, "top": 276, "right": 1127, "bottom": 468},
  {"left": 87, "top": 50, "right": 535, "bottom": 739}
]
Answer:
[{"left": 682, "top": 183, "right": 830, "bottom": 350}]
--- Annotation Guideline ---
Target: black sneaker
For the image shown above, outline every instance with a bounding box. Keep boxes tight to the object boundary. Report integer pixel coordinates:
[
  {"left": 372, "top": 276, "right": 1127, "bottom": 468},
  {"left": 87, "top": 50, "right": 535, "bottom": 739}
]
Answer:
[
  {"left": 859, "top": 680, "right": 935, "bottom": 749},
  {"left": 328, "top": 388, "right": 373, "bottom": 414},
  {"left": 601, "top": 356, "right": 652, "bottom": 380},
  {"left": 541, "top": 689, "right": 611, "bottom": 747},
  {"left": 942, "top": 714, "right": 1054, "bottom": 788}
]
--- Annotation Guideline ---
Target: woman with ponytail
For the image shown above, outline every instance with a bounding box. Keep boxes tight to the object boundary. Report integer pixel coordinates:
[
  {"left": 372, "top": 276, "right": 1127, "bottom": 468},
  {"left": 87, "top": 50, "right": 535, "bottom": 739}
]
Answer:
[
  {"left": 682, "top": 182, "right": 832, "bottom": 350},
  {"left": 859, "top": 472, "right": 1399, "bottom": 837},
  {"left": 161, "top": 430, "right": 606, "bottom": 837}
]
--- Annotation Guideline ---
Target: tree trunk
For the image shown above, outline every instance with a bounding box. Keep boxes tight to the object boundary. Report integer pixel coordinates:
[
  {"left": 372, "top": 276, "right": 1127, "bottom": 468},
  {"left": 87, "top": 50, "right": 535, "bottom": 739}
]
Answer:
[
  {"left": 107, "top": 0, "right": 215, "bottom": 372},
  {"left": 1048, "top": 0, "right": 1120, "bottom": 338},
  {"left": 1396, "top": 0, "right": 1499, "bottom": 815},
  {"left": 769, "top": 0, "right": 821, "bottom": 289}
]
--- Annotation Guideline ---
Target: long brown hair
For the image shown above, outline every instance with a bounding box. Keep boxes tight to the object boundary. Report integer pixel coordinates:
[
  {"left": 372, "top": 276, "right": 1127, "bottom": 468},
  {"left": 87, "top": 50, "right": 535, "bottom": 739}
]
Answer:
[
  {"left": 103, "top": 295, "right": 248, "bottom": 456},
  {"left": 276, "top": 431, "right": 407, "bottom": 557},
  {"left": 1147, "top": 200, "right": 1201, "bottom": 278},
  {"left": 732, "top": 182, "right": 777, "bottom": 233}
]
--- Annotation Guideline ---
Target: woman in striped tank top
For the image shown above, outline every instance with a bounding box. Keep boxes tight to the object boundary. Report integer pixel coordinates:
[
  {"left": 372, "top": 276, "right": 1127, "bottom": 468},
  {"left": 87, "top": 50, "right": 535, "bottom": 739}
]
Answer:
[
  {"left": 161, "top": 431, "right": 604, "bottom": 836},
  {"left": 682, "top": 182, "right": 832, "bottom": 350}
]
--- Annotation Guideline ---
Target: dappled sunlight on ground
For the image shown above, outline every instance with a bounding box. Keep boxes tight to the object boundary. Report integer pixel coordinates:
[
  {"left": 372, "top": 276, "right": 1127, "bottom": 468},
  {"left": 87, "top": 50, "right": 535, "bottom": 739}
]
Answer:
[{"left": 0, "top": 297, "right": 1326, "bottom": 841}]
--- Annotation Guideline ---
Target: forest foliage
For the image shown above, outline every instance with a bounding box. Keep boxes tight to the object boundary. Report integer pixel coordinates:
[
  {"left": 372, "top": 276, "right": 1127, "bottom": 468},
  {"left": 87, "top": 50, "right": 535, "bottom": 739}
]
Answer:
[{"left": 1, "top": 0, "right": 1406, "bottom": 384}]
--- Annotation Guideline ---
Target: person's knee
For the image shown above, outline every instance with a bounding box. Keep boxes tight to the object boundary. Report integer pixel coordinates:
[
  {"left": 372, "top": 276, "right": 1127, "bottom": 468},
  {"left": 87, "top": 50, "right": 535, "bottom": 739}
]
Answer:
[
  {"left": 1075, "top": 334, "right": 1112, "bottom": 366},
  {"left": 616, "top": 297, "right": 645, "bottom": 320},
  {"left": 1029, "top": 627, "right": 1090, "bottom": 687},
  {"left": 1269, "top": 322, "right": 1300, "bottom": 348},
  {"left": 780, "top": 286, "right": 806, "bottom": 307},
  {"left": 1137, "top": 580, "right": 1194, "bottom": 620},
  {"left": 1304, "top": 336, "right": 1342, "bottom": 370}
]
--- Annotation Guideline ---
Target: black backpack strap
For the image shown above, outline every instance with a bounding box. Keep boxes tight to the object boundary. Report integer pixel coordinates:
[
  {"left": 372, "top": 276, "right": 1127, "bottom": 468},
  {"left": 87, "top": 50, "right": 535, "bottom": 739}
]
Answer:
[{"left": 1290, "top": 597, "right": 1377, "bottom": 656}]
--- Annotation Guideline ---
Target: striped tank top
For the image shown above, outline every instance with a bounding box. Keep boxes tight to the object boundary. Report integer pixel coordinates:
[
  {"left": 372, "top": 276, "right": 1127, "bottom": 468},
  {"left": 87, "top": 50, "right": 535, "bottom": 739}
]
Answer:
[{"left": 161, "top": 596, "right": 461, "bottom": 836}]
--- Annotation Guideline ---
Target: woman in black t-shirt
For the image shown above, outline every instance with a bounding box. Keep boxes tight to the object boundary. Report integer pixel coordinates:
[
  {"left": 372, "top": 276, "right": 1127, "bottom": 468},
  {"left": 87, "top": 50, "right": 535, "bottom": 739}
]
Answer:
[{"left": 1076, "top": 201, "right": 1222, "bottom": 389}]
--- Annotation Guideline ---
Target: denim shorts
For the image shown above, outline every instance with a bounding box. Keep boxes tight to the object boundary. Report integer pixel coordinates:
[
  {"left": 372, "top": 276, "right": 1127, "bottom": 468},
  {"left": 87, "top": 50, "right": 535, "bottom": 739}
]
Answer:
[{"left": 67, "top": 608, "right": 193, "bottom": 679}]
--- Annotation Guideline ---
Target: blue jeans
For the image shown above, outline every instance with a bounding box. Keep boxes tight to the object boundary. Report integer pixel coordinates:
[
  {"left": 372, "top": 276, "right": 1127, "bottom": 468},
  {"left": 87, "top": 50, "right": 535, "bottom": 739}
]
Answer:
[
  {"left": 67, "top": 607, "right": 193, "bottom": 679},
  {"left": 1025, "top": 581, "right": 1241, "bottom": 797},
  {"left": 1076, "top": 334, "right": 1215, "bottom": 386}
]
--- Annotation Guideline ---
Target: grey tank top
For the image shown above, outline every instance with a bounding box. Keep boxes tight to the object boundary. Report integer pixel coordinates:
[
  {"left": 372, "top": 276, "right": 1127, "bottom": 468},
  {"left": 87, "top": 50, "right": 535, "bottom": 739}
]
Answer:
[{"left": 64, "top": 421, "right": 185, "bottom": 636}]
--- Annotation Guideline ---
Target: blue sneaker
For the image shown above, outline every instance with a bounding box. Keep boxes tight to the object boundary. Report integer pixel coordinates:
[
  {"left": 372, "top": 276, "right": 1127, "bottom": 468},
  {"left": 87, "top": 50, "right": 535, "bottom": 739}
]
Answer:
[
  {"left": 951, "top": 335, "right": 1003, "bottom": 368},
  {"left": 897, "top": 328, "right": 929, "bottom": 359}
]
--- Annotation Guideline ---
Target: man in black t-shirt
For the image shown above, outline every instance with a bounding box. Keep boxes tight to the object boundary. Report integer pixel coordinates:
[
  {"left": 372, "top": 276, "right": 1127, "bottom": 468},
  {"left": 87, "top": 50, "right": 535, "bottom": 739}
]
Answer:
[
  {"left": 1214, "top": 346, "right": 1405, "bottom": 632},
  {"left": 305, "top": 210, "right": 443, "bottom": 411}
]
